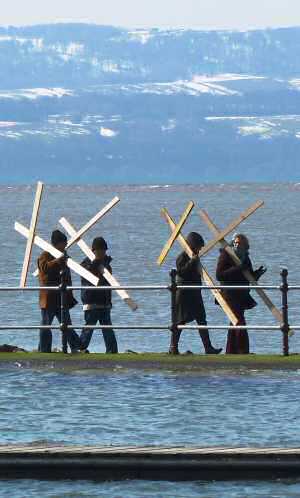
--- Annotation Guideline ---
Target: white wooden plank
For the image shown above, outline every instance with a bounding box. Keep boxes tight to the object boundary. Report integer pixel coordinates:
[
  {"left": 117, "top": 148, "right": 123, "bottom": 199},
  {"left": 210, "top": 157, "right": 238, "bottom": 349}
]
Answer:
[
  {"left": 66, "top": 196, "right": 120, "bottom": 248},
  {"left": 15, "top": 222, "right": 99, "bottom": 286},
  {"left": 20, "top": 182, "right": 44, "bottom": 287},
  {"left": 59, "top": 217, "right": 138, "bottom": 311}
]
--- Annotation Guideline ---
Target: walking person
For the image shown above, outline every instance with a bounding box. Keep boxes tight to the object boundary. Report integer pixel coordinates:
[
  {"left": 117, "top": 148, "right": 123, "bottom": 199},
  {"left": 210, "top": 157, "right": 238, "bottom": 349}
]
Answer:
[
  {"left": 216, "top": 233, "right": 266, "bottom": 354},
  {"left": 80, "top": 237, "right": 118, "bottom": 353},
  {"left": 169, "top": 232, "right": 222, "bottom": 355},
  {"left": 38, "top": 230, "right": 80, "bottom": 353}
]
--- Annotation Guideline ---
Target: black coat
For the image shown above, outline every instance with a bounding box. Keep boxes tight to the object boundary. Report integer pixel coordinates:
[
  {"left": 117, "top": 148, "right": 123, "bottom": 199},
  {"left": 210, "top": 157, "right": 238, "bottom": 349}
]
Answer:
[
  {"left": 81, "top": 255, "right": 112, "bottom": 307},
  {"left": 175, "top": 252, "right": 206, "bottom": 324},
  {"left": 216, "top": 249, "right": 258, "bottom": 311}
]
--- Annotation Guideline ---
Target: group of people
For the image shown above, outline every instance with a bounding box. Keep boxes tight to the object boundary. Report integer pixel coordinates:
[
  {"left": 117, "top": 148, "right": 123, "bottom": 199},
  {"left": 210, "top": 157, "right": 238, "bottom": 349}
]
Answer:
[{"left": 38, "top": 229, "right": 266, "bottom": 355}]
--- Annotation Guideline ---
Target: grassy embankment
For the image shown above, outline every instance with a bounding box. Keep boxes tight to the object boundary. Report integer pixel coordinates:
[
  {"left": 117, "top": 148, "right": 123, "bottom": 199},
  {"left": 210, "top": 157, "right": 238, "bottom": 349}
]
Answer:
[{"left": 0, "top": 352, "right": 300, "bottom": 370}]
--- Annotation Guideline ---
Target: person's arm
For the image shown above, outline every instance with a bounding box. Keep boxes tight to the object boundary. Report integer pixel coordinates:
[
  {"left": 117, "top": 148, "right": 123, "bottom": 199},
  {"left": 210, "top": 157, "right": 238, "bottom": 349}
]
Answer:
[
  {"left": 216, "top": 251, "right": 244, "bottom": 281},
  {"left": 38, "top": 253, "right": 66, "bottom": 274},
  {"left": 176, "top": 253, "right": 199, "bottom": 278}
]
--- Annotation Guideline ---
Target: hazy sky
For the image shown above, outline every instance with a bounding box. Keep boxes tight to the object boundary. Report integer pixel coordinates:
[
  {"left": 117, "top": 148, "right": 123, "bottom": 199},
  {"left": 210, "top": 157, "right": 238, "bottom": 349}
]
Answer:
[{"left": 1, "top": 0, "right": 300, "bottom": 30}]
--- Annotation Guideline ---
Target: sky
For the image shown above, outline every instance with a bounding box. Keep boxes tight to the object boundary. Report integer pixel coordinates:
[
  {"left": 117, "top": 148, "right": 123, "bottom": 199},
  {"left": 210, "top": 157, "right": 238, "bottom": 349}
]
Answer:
[{"left": 1, "top": 0, "right": 300, "bottom": 30}]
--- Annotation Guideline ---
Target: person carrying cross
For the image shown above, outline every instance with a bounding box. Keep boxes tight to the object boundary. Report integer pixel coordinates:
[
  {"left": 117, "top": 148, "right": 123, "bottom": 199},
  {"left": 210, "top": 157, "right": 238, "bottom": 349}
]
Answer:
[
  {"left": 169, "top": 232, "right": 222, "bottom": 355},
  {"left": 79, "top": 236, "right": 118, "bottom": 353},
  {"left": 216, "top": 233, "right": 267, "bottom": 354},
  {"left": 38, "top": 229, "right": 80, "bottom": 353}
]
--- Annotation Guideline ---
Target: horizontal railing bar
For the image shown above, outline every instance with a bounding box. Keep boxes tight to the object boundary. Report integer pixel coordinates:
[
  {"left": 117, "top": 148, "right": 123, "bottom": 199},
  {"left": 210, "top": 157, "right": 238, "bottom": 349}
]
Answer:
[
  {"left": 0, "top": 285, "right": 283, "bottom": 291},
  {"left": 176, "top": 285, "right": 281, "bottom": 290},
  {"left": 178, "top": 325, "right": 281, "bottom": 330},
  {"left": 0, "top": 325, "right": 284, "bottom": 331},
  {"left": 69, "top": 286, "right": 170, "bottom": 291},
  {"left": 0, "top": 287, "right": 59, "bottom": 291}
]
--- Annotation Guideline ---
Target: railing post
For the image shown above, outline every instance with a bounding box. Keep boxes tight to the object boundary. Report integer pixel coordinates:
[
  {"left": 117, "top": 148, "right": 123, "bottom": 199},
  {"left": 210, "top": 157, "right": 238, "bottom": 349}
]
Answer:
[
  {"left": 60, "top": 268, "right": 68, "bottom": 354},
  {"left": 280, "top": 268, "right": 289, "bottom": 356},
  {"left": 168, "top": 268, "right": 180, "bottom": 353},
  {"left": 170, "top": 268, "right": 177, "bottom": 328}
]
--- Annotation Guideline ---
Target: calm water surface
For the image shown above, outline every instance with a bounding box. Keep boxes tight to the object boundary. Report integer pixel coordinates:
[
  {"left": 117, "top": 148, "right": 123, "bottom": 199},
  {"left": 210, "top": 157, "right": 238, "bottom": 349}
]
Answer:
[{"left": 0, "top": 184, "right": 300, "bottom": 497}]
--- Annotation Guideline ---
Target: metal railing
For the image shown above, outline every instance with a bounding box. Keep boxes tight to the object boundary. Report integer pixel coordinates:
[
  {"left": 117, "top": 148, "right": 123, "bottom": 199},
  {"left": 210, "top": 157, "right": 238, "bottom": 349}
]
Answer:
[{"left": 0, "top": 267, "right": 294, "bottom": 356}]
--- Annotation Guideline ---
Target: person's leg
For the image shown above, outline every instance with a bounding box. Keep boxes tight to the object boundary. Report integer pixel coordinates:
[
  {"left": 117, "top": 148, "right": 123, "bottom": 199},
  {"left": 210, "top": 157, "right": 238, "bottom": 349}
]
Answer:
[
  {"left": 226, "top": 307, "right": 249, "bottom": 354},
  {"left": 62, "top": 309, "right": 81, "bottom": 352},
  {"left": 80, "top": 310, "right": 97, "bottom": 350},
  {"left": 99, "top": 309, "right": 118, "bottom": 354},
  {"left": 169, "top": 324, "right": 182, "bottom": 354},
  {"left": 196, "top": 318, "right": 222, "bottom": 354},
  {"left": 236, "top": 310, "right": 249, "bottom": 354},
  {"left": 39, "top": 309, "right": 54, "bottom": 353},
  {"left": 196, "top": 297, "right": 222, "bottom": 354},
  {"left": 226, "top": 327, "right": 239, "bottom": 354}
]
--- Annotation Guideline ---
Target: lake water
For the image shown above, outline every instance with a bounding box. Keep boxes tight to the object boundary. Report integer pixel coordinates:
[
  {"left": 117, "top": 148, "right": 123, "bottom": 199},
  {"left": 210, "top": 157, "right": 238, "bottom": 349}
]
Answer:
[{"left": 1, "top": 183, "right": 300, "bottom": 497}]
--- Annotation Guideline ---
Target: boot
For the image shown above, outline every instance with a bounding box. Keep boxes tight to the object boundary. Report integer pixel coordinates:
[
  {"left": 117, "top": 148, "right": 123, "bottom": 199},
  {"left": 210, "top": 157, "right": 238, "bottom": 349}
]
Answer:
[{"left": 199, "top": 330, "right": 222, "bottom": 355}]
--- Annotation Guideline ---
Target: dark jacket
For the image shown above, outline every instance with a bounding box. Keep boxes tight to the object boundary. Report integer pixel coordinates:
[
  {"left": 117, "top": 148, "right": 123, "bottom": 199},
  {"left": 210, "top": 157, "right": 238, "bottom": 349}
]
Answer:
[
  {"left": 37, "top": 251, "right": 77, "bottom": 310},
  {"left": 175, "top": 252, "right": 206, "bottom": 324},
  {"left": 81, "top": 255, "right": 112, "bottom": 307},
  {"left": 216, "top": 249, "right": 259, "bottom": 311}
]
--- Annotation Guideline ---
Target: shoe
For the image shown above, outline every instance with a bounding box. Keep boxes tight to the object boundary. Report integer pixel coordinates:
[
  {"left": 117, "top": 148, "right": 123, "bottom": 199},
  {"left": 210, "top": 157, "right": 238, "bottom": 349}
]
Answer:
[
  {"left": 206, "top": 347, "right": 222, "bottom": 355},
  {"left": 79, "top": 349, "right": 90, "bottom": 354},
  {"left": 71, "top": 349, "right": 80, "bottom": 354},
  {"left": 168, "top": 348, "right": 179, "bottom": 355}
]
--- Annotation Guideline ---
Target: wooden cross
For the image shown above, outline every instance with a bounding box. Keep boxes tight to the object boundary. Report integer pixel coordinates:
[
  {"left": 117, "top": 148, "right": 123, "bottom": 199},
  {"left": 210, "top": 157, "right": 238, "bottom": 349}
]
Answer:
[
  {"left": 15, "top": 222, "right": 100, "bottom": 286},
  {"left": 33, "top": 197, "right": 120, "bottom": 277},
  {"left": 199, "top": 207, "right": 284, "bottom": 325},
  {"left": 19, "top": 181, "right": 44, "bottom": 287},
  {"left": 59, "top": 217, "right": 138, "bottom": 311},
  {"left": 159, "top": 206, "right": 239, "bottom": 325}
]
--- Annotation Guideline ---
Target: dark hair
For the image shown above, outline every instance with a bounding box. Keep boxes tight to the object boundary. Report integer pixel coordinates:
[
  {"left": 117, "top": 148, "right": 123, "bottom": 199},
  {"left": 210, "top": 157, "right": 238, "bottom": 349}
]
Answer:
[
  {"left": 51, "top": 230, "right": 67, "bottom": 246},
  {"left": 186, "top": 232, "right": 205, "bottom": 250},
  {"left": 92, "top": 237, "right": 108, "bottom": 251}
]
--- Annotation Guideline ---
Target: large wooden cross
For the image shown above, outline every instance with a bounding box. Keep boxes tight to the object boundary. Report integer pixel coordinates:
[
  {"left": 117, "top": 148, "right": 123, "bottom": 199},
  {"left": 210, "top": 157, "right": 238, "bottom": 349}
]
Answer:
[
  {"left": 59, "top": 217, "right": 138, "bottom": 311},
  {"left": 16, "top": 193, "right": 138, "bottom": 311},
  {"left": 158, "top": 202, "right": 239, "bottom": 324},
  {"left": 199, "top": 207, "right": 283, "bottom": 325},
  {"left": 158, "top": 201, "right": 266, "bottom": 325},
  {"left": 33, "top": 197, "right": 120, "bottom": 277}
]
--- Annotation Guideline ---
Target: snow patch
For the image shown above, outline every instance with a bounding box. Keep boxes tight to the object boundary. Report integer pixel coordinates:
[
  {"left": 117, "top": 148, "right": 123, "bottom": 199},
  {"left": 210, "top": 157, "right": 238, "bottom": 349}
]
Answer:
[
  {"left": 100, "top": 127, "right": 119, "bottom": 138},
  {"left": 0, "top": 88, "right": 74, "bottom": 100}
]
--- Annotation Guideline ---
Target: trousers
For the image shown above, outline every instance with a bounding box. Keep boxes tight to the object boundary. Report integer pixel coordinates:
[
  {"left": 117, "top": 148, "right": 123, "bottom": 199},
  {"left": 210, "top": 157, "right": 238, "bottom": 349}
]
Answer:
[{"left": 39, "top": 308, "right": 80, "bottom": 353}]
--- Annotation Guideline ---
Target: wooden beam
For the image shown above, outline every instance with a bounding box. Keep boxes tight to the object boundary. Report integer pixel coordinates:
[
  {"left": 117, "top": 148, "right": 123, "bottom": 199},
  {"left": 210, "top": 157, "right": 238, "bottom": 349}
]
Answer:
[
  {"left": 157, "top": 201, "right": 194, "bottom": 266},
  {"left": 66, "top": 196, "right": 120, "bottom": 248},
  {"left": 198, "top": 200, "right": 264, "bottom": 259},
  {"left": 59, "top": 217, "right": 138, "bottom": 311},
  {"left": 199, "top": 209, "right": 283, "bottom": 324},
  {"left": 162, "top": 209, "right": 239, "bottom": 325},
  {"left": 33, "top": 196, "right": 120, "bottom": 277},
  {"left": 15, "top": 222, "right": 99, "bottom": 287},
  {"left": 20, "top": 182, "right": 44, "bottom": 287}
]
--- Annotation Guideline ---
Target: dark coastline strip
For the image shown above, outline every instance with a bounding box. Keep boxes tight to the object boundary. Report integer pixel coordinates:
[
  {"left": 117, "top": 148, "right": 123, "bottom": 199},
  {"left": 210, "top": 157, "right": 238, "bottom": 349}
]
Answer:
[
  {"left": 1, "top": 445, "right": 300, "bottom": 480},
  {"left": 1, "top": 353, "right": 300, "bottom": 370}
]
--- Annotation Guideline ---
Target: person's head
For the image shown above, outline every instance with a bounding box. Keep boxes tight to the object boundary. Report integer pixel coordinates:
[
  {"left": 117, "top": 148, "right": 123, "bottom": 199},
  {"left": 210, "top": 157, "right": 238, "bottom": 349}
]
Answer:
[
  {"left": 186, "top": 232, "right": 205, "bottom": 254},
  {"left": 92, "top": 236, "right": 108, "bottom": 259},
  {"left": 51, "top": 230, "right": 67, "bottom": 252},
  {"left": 232, "top": 233, "right": 250, "bottom": 252}
]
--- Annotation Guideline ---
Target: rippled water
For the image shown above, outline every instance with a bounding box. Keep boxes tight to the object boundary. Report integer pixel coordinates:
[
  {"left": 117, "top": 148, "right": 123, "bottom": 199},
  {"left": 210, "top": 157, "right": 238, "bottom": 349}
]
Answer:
[{"left": 1, "top": 184, "right": 300, "bottom": 497}]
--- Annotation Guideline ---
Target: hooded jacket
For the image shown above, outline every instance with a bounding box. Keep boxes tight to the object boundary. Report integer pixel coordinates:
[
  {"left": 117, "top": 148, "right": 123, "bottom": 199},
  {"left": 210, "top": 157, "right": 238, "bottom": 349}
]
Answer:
[{"left": 81, "top": 255, "right": 112, "bottom": 307}]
